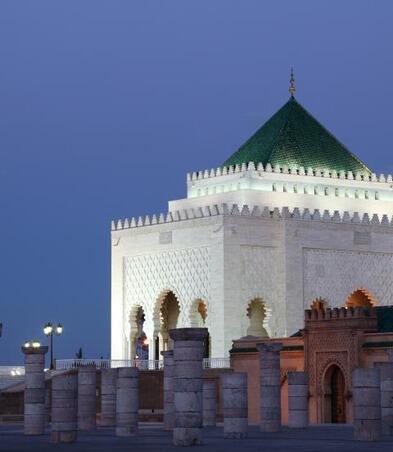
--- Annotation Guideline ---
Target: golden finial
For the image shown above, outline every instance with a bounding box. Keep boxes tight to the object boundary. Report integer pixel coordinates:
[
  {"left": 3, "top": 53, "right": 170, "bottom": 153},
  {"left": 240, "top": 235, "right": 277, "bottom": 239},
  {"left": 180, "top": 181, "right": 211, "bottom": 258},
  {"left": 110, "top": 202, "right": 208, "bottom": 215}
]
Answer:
[{"left": 289, "top": 67, "right": 295, "bottom": 98}]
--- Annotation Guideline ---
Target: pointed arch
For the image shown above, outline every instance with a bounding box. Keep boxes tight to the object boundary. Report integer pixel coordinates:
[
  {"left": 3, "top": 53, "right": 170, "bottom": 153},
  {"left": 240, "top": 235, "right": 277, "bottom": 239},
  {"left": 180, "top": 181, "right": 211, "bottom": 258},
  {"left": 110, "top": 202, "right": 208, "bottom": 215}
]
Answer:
[
  {"left": 153, "top": 289, "right": 181, "bottom": 334},
  {"left": 189, "top": 299, "right": 207, "bottom": 327},
  {"left": 310, "top": 298, "right": 329, "bottom": 310},
  {"left": 151, "top": 289, "right": 181, "bottom": 358},
  {"left": 128, "top": 304, "right": 148, "bottom": 360},
  {"left": 346, "top": 288, "right": 376, "bottom": 308},
  {"left": 322, "top": 362, "right": 347, "bottom": 423},
  {"left": 246, "top": 298, "right": 270, "bottom": 338},
  {"left": 189, "top": 299, "right": 210, "bottom": 358}
]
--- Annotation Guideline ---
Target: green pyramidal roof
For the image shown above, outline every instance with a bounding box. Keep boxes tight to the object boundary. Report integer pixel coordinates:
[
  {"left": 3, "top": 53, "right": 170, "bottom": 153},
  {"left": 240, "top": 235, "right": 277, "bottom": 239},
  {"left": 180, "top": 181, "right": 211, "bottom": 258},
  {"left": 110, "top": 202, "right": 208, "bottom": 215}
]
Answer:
[{"left": 223, "top": 97, "right": 371, "bottom": 174}]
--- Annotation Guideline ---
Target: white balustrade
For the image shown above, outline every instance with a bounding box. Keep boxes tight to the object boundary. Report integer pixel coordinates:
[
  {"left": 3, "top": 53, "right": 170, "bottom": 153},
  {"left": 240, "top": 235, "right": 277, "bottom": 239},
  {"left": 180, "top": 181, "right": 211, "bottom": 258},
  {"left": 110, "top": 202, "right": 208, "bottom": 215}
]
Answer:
[{"left": 55, "top": 357, "right": 230, "bottom": 370}]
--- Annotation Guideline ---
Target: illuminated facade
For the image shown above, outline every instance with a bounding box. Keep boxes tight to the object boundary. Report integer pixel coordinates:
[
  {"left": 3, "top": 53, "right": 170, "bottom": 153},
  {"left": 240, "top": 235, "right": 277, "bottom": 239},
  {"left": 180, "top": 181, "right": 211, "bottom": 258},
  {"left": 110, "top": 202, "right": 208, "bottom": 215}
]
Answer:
[{"left": 111, "top": 88, "right": 393, "bottom": 360}]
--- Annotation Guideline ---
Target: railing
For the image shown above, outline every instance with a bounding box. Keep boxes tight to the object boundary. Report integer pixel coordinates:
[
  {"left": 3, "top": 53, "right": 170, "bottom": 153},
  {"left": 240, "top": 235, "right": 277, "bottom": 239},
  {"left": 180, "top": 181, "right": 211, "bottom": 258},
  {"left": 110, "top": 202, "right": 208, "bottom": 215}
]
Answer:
[
  {"left": 55, "top": 359, "right": 164, "bottom": 371},
  {"left": 55, "top": 357, "right": 231, "bottom": 371},
  {"left": 0, "top": 366, "right": 25, "bottom": 376},
  {"left": 0, "top": 366, "right": 25, "bottom": 390},
  {"left": 203, "top": 357, "right": 230, "bottom": 369}
]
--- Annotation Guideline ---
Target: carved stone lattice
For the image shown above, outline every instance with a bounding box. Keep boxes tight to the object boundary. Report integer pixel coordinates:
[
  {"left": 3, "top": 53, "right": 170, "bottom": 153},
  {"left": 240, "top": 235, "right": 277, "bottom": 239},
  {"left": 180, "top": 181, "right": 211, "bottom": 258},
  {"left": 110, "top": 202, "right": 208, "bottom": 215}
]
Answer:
[
  {"left": 304, "top": 249, "right": 393, "bottom": 308},
  {"left": 123, "top": 248, "right": 210, "bottom": 333},
  {"left": 241, "top": 246, "right": 283, "bottom": 336}
]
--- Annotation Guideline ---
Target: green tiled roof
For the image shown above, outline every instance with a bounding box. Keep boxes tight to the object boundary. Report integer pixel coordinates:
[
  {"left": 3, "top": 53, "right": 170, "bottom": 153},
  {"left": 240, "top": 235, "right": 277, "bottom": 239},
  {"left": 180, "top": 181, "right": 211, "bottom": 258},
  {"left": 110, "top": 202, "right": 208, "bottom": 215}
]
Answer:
[{"left": 223, "top": 97, "right": 371, "bottom": 174}]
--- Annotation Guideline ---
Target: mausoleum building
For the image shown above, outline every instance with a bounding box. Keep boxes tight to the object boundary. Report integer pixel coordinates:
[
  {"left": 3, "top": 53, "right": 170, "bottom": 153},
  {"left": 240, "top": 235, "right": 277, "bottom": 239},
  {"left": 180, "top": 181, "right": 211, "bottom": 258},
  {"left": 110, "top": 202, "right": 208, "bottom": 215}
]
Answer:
[{"left": 111, "top": 82, "right": 393, "bottom": 361}]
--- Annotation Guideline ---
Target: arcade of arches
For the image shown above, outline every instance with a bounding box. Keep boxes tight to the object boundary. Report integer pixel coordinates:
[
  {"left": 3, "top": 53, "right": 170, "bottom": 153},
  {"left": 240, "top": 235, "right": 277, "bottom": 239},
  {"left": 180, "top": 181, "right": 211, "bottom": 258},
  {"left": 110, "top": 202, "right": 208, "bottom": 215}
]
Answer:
[{"left": 129, "top": 292, "right": 210, "bottom": 361}]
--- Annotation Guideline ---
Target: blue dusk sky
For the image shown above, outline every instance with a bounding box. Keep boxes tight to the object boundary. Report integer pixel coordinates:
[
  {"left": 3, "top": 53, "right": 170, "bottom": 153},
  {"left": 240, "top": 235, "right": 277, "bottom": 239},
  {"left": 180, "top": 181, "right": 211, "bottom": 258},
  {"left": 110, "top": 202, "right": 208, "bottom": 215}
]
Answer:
[{"left": 1, "top": 1, "right": 393, "bottom": 365}]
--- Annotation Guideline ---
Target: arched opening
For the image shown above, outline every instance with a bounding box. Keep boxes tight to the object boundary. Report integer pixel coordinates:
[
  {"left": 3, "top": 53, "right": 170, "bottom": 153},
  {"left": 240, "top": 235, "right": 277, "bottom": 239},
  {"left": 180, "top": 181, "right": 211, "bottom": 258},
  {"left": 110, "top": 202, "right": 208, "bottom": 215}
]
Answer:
[
  {"left": 246, "top": 299, "right": 269, "bottom": 338},
  {"left": 323, "top": 364, "right": 346, "bottom": 423},
  {"left": 311, "top": 298, "right": 328, "bottom": 310},
  {"left": 129, "top": 306, "right": 148, "bottom": 360},
  {"left": 190, "top": 300, "right": 207, "bottom": 327},
  {"left": 346, "top": 289, "right": 375, "bottom": 308},
  {"left": 190, "top": 300, "right": 209, "bottom": 358},
  {"left": 154, "top": 290, "right": 180, "bottom": 359}
]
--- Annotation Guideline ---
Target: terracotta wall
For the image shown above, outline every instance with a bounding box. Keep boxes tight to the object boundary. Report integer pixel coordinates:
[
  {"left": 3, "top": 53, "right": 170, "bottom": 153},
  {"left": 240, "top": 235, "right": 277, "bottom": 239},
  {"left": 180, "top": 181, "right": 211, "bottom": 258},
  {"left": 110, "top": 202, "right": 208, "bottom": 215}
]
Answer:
[{"left": 230, "top": 337, "right": 304, "bottom": 424}]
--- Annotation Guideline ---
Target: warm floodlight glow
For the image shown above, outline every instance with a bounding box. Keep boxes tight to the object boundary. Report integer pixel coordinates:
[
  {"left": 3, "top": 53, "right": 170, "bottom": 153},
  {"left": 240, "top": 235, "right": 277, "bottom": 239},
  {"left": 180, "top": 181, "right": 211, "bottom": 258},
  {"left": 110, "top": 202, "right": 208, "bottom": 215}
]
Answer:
[
  {"left": 32, "top": 341, "right": 41, "bottom": 348},
  {"left": 43, "top": 322, "right": 53, "bottom": 336},
  {"left": 24, "top": 341, "right": 31, "bottom": 348}
]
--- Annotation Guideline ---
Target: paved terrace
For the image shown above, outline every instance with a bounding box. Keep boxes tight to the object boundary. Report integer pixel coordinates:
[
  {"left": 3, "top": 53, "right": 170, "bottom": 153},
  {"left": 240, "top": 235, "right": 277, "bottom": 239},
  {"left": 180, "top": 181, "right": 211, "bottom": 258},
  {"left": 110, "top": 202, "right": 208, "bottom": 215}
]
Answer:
[{"left": 1, "top": 424, "right": 392, "bottom": 452}]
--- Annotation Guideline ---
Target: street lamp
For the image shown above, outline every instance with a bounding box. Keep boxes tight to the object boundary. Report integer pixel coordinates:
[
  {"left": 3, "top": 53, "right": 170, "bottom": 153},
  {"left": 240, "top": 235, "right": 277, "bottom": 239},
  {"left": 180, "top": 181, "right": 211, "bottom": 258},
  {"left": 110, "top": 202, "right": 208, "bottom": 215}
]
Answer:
[{"left": 43, "top": 322, "right": 63, "bottom": 370}]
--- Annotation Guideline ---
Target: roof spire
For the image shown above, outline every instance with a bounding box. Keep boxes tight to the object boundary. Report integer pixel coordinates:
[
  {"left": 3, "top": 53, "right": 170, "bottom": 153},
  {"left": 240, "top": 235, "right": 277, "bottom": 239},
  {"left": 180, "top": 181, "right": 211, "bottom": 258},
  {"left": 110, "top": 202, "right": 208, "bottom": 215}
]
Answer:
[{"left": 289, "top": 67, "right": 296, "bottom": 98}]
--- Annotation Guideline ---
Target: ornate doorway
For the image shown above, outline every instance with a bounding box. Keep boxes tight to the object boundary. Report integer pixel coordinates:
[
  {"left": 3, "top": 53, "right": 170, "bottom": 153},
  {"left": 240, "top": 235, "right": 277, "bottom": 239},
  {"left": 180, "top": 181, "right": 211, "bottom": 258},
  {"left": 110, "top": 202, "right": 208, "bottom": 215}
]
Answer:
[{"left": 324, "top": 365, "right": 346, "bottom": 423}]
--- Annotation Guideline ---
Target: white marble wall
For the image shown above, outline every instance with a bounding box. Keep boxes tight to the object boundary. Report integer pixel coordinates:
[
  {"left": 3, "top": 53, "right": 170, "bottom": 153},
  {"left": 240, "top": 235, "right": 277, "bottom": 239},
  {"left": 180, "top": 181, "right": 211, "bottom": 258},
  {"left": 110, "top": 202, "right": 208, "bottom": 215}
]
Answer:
[{"left": 111, "top": 203, "right": 393, "bottom": 359}]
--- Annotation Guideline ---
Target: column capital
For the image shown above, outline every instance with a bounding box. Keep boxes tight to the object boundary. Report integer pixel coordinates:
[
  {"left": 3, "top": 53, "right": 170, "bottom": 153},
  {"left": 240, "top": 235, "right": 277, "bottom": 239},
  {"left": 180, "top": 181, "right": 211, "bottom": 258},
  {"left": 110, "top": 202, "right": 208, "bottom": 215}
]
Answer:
[{"left": 169, "top": 327, "right": 208, "bottom": 342}]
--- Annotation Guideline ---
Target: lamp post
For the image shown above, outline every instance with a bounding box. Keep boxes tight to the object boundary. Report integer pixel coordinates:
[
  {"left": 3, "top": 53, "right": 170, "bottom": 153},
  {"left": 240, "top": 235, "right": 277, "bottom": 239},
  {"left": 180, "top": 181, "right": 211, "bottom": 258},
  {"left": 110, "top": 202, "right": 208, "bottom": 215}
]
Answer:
[{"left": 43, "top": 322, "right": 63, "bottom": 370}]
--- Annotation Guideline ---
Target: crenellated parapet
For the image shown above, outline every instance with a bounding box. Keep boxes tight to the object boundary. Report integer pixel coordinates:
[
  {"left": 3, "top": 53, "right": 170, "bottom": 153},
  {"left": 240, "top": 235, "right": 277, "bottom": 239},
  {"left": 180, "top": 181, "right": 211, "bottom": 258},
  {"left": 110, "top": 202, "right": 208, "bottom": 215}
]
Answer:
[
  {"left": 185, "top": 161, "right": 393, "bottom": 202},
  {"left": 111, "top": 204, "right": 393, "bottom": 231},
  {"left": 304, "top": 306, "right": 378, "bottom": 332},
  {"left": 187, "top": 161, "right": 391, "bottom": 183}
]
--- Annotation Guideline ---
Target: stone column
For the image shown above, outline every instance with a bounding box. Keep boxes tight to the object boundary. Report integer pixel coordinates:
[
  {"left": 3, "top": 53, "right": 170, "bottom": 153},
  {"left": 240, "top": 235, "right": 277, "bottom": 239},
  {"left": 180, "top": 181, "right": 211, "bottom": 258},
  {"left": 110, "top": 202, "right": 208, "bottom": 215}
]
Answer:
[
  {"left": 222, "top": 373, "right": 248, "bottom": 438},
  {"left": 352, "top": 367, "right": 381, "bottom": 441},
  {"left": 257, "top": 342, "right": 283, "bottom": 432},
  {"left": 51, "top": 372, "right": 78, "bottom": 443},
  {"left": 45, "top": 386, "right": 51, "bottom": 426},
  {"left": 148, "top": 335, "right": 155, "bottom": 362},
  {"left": 100, "top": 368, "right": 117, "bottom": 427},
  {"left": 116, "top": 367, "right": 139, "bottom": 436},
  {"left": 77, "top": 365, "right": 97, "bottom": 430},
  {"left": 374, "top": 362, "right": 393, "bottom": 435},
  {"left": 161, "top": 350, "right": 175, "bottom": 431},
  {"left": 170, "top": 327, "right": 208, "bottom": 446},
  {"left": 22, "top": 345, "right": 48, "bottom": 435},
  {"left": 203, "top": 381, "right": 217, "bottom": 427},
  {"left": 287, "top": 371, "right": 308, "bottom": 428}
]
